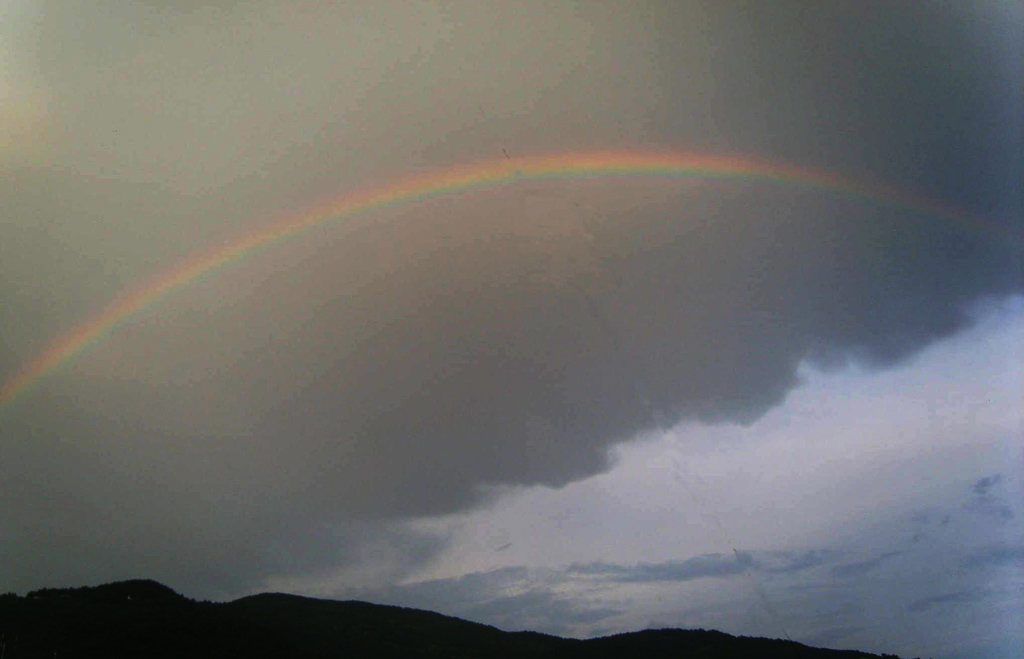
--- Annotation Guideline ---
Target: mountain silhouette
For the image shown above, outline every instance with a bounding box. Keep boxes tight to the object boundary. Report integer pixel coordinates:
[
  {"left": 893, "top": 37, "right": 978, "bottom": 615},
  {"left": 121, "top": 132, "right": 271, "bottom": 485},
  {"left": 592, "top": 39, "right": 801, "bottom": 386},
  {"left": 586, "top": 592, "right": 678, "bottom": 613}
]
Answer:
[{"left": 0, "top": 580, "right": 912, "bottom": 658}]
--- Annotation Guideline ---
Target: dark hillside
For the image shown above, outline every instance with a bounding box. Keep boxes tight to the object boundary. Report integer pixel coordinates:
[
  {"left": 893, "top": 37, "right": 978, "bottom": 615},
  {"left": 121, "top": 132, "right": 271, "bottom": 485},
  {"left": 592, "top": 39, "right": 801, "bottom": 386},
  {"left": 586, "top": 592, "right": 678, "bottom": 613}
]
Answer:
[
  {"left": 221, "top": 593, "right": 576, "bottom": 658},
  {"left": 0, "top": 581, "right": 908, "bottom": 658},
  {"left": 579, "top": 628, "right": 889, "bottom": 658},
  {"left": 25, "top": 579, "right": 187, "bottom": 605}
]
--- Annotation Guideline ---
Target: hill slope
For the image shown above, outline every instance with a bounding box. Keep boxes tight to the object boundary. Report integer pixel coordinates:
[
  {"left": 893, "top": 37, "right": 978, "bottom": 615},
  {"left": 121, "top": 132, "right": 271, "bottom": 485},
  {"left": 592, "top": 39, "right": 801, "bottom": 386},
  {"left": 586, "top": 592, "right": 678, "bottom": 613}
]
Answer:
[{"left": 0, "top": 580, "right": 904, "bottom": 658}]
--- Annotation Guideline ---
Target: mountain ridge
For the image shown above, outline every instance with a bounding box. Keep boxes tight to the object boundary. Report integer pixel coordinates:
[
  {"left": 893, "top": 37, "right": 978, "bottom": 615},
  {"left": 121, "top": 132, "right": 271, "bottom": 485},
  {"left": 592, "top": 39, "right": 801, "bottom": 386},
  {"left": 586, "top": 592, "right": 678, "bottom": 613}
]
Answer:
[{"left": 0, "top": 579, "right": 915, "bottom": 658}]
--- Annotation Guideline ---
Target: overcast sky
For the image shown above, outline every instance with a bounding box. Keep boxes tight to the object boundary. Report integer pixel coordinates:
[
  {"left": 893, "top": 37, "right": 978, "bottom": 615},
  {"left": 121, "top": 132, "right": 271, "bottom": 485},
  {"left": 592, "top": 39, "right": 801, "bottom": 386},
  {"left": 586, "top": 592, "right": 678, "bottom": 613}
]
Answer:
[{"left": 1, "top": 2, "right": 1021, "bottom": 658}]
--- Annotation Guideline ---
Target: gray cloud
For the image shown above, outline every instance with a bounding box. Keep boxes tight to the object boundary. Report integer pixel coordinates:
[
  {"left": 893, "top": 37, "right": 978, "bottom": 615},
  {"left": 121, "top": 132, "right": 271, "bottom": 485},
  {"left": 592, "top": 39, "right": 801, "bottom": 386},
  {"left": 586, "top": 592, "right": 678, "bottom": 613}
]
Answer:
[
  {"left": 906, "top": 590, "right": 980, "bottom": 613},
  {"left": 973, "top": 474, "right": 1003, "bottom": 497},
  {"left": 961, "top": 546, "right": 1024, "bottom": 570},
  {"left": 800, "top": 626, "right": 866, "bottom": 648},
  {"left": 462, "top": 590, "right": 620, "bottom": 636},
  {"left": 830, "top": 552, "right": 904, "bottom": 579},
  {"left": 1, "top": 0, "right": 1022, "bottom": 597},
  {"left": 569, "top": 550, "right": 835, "bottom": 584},
  {"left": 570, "top": 553, "right": 754, "bottom": 583},
  {"left": 351, "top": 567, "right": 623, "bottom": 636},
  {"left": 759, "top": 550, "right": 838, "bottom": 575},
  {"left": 966, "top": 473, "right": 1015, "bottom": 522}
]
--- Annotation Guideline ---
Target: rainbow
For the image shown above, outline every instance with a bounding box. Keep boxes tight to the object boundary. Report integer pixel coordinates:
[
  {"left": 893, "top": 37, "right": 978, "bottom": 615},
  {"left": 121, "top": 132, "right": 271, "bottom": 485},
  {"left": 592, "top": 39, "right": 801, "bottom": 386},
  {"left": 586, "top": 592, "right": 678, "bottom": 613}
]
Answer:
[{"left": 0, "top": 150, "right": 1017, "bottom": 411}]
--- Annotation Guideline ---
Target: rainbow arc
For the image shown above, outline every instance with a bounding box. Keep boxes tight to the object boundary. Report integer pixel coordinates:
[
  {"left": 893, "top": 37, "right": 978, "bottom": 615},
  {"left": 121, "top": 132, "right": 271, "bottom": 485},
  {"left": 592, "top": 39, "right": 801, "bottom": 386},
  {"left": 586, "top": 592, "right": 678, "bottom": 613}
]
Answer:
[{"left": 1, "top": 150, "right": 1017, "bottom": 410}]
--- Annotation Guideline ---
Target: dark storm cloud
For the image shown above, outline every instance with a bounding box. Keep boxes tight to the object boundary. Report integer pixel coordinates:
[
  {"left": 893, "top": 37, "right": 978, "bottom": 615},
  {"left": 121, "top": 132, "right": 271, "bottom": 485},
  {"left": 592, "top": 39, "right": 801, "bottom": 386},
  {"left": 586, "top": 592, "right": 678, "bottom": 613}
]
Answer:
[{"left": 1, "top": 0, "right": 1022, "bottom": 595}]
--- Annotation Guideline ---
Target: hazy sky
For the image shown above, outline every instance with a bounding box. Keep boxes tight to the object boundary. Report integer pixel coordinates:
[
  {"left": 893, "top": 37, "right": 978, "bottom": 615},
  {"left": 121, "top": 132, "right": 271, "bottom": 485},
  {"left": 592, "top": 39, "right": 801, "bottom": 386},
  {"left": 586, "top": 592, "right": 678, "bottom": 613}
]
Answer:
[{"left": 1, "top": 2, "right": 1021, "bottom": 658}]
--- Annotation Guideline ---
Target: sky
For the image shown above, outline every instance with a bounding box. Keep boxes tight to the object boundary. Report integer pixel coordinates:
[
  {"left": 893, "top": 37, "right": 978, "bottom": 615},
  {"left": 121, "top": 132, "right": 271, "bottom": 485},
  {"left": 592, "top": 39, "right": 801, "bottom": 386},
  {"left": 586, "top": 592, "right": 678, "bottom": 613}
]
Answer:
[{"left": 1, "top": 2, "right": 1021, "bottom": 658}]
